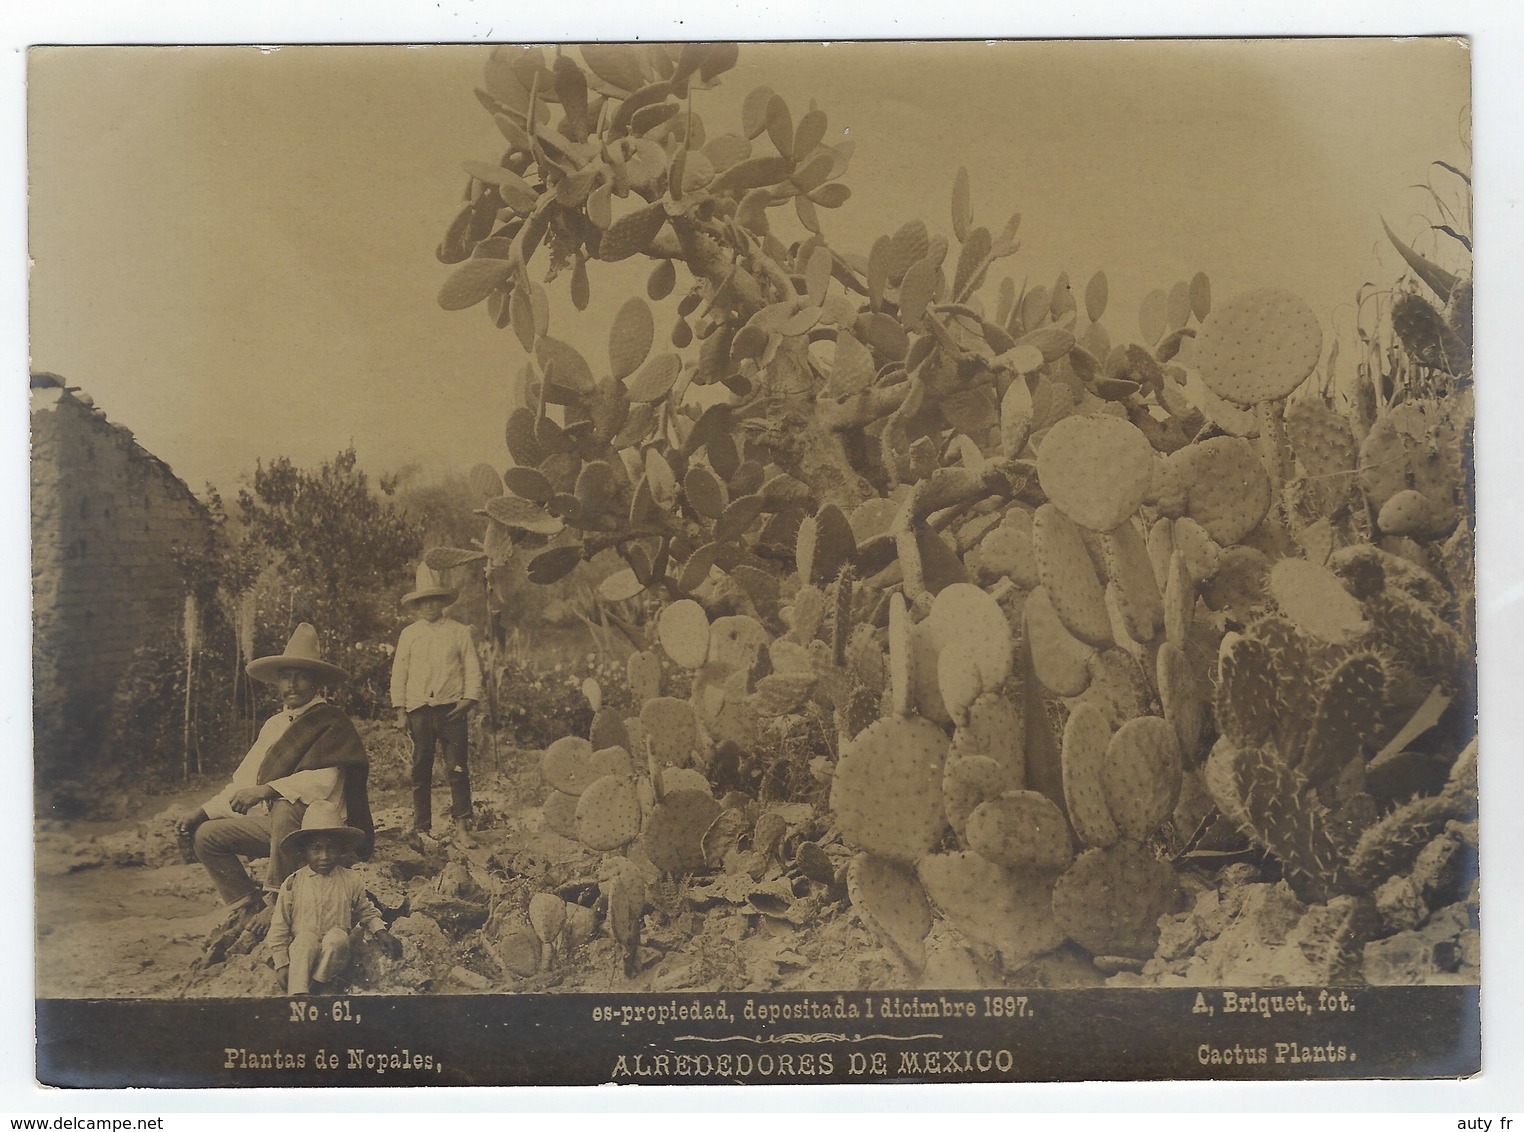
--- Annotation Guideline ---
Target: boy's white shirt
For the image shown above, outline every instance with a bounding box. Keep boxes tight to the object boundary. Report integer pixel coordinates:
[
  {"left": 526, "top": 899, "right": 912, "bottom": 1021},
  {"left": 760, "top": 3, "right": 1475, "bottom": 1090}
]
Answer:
[
  {"left": 199, "top": 696, "right": 344, "bottom": 820},
  {"left": 389, "top": 616, "right": 485, "bottom": 711}
]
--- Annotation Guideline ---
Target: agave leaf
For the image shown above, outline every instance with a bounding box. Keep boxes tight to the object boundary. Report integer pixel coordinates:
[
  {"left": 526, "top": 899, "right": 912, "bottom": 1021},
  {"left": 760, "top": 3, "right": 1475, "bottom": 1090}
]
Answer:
[{"left": 1381, "top": 216, "right": 1459, "bottom": 302}]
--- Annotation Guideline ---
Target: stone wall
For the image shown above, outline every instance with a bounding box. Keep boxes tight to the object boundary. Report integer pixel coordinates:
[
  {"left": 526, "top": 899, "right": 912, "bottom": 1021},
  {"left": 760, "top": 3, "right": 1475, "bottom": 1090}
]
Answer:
[{"left": 32, "top": 378, "right": 211, "bottom": 778}]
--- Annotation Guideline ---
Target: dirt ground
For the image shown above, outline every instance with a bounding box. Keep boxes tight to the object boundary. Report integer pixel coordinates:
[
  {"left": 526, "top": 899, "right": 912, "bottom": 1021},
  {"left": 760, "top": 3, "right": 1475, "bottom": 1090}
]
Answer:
[
  {"left": 35, "top": 720, "right": 1481, "bottom": 1000},
  {"left": 33, "top": 731, "right": 930, "bottom": 1000}
]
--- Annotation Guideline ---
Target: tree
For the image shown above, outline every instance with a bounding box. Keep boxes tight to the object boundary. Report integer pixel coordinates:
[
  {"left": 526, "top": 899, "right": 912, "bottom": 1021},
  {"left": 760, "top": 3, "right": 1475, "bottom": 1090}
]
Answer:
[{"left": 238, "top": 447, "right": 423, "bottom": 712}]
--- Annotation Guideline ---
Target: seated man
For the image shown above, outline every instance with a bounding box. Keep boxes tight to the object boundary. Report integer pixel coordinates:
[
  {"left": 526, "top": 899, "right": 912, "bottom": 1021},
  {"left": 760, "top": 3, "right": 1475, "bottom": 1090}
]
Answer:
[{"left": 175, "top": 624, "right": 374, "bottom": 928}]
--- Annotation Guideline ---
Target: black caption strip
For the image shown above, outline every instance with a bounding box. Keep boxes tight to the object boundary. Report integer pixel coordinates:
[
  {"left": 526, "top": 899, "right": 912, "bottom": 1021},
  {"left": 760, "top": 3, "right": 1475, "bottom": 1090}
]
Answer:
[{"left": 38, "top": 986, "right": 1478, "bottom": 1088}]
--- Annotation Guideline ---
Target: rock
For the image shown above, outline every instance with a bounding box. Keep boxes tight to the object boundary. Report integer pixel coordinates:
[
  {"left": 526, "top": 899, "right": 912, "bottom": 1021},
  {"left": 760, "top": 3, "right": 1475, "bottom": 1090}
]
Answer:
[
  {"left": 450, "top": 965, "right": 492, "bottom": 990},
  {"left": 1457, "top": 928, "right": 1481, "bottom": 969},
  {"left": 1177, "top": 883, "right": 1374, "bottom": 986},
  {"left": 388, "top": 844, "right": 434, "bottom": 881},
  {"left": 1293, "top": 896, "right": 1378, "bottom": 984},
  {"left": 1410, "top": 833, "right": 1462, "bottom": 905},
  {"left": 390, "top": 911, "right": 453, "bottom": 982},
  {"left": 1374, "top": 875, "right": 1428, "bottom": 934},
  {"left": 1363, "top": 900, "right": 1476, "bottom": 984},
  {"left": 407, "top": 888, "right": 489, "bottom": 938}
]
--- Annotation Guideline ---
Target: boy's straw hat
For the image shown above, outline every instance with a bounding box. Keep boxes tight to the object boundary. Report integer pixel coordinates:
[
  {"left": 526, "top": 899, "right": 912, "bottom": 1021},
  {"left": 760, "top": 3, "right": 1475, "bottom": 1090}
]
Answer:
[
  {"left": 402, "top": 560, "right": 458, "bottom": 607},
  {"left": 246, "top": 623, "right": 349, "bottom": 685},
  {"left": 281, "top": 800, "right": 366, "bottom": 856}
]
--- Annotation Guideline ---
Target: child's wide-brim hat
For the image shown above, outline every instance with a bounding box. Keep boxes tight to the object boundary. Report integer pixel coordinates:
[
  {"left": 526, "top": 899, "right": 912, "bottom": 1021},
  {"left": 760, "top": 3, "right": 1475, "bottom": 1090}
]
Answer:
[
  {"left": 402, "top": 560, "right": 458, "bottom": 606},
  {"left": 281, "top": 800, "right": 366, "bottom": 856},
  {"left": 246, "top": 623, "right": 349, "bottom": 685}
]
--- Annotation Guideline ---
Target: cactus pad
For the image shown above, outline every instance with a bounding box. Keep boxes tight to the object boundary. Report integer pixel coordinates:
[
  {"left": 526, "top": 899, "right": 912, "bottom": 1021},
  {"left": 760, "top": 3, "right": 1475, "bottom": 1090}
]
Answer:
[
  {"left": 787, "top": 584, "right": 828, "bottom": 643},
  {"left": 1146, "top": 517, "right": 1175, "bottom": 590},
  {"left": 888, "top": 592, "right": 913, "bottom": 715},
  {"left": 831, "top": 714, "right": 950, "bottom": 864},
  {"left": 1034, "top": 504, "right": 1113, "bottom": 647},
  {"left": 1232, "top": 744, "right": 1348, "bottom": 901},
  {"left": 605, "top": 868, "right": 646, "bottom": 956},
  {"left": 1243, "top": 614, "right": 1317, "bottom": 742},
  {"left": 1298, "top": 652, "right": 1386, "bottom": 785},
  {"left": 1285, "top": 397, "right": 1356, "bottom": 467},
  {"left": 846, "top": 853, "right": 933, "bottom": 974},
  {"left": 627, "top": 650, "right": 662, "bottom": 702},
  {"left": 708, "top": 614, "right": 771, "bottom": 676},
  {"left": 1035, "top": 414, "right": 1155, "bottom": 532},
  {"left": 542, "top": 789, "right": 580, "bottom": 839},
  {"left": 528, "top": 893, "right": 567, "bottom": 944},
  {"left": 661, "top": 767, "right": 712, "bottom": 797},
  {"left": 1377, "top": 489, "right": 1452, "bottom": 540},
  {"left": 750, "top": 671, "right": 817, "bottom": 716},
  {"left": 1051, "top": 841, "right": 1182, "bottom": 958},
  {"left": 1103, "top": 520, "right": 1163, "bottom": 643},
  {"left": 943, "top": 755, "right": 1009, "bottom": 839},
  {"left": 967, "top": 521, "right": 1040, "bottom": 588},
  {"left": 1192, "top": 288, "right": 1322, "bottom": 406},
  {"left": 1201, "top": 739, "right": 1251, "bottom": 833},
  {"left": 917, "top": 851, "right": 1065, "bottom": 969},
  {"left": 1269, "top": 558, "right": 1368, "bottom": 645},
  {"left": 1000, "top": 371, "right": 1035, "bottom": 457},
  {"left": 1156, "top": 641, "right": 1204, "bottom": 764},
  {"left": 950, "top": 692, "right": 1025, "bottom": 785},
  {"left": 590, "top": 745, "right": 634, "bottom": 779},
  {"left": 929, "top": 583, "right": 1014, "bottom": 686},
  {"left": 590, "top": 708, "right": 631, "bottom": 752},
  {"left": 1216, "top": 633, "right": 1280, "bottom": 750},
  {"left": 1363, "top": 587, "right": 1464, "bottom": 682},
  {"left": 909, "top": 619, "right": 953, "bottom": 724},
  {"left": 541, "top": 736, "right": 598, "bottom": 795},
  {"left": 1102, "top": 716, "right": 1182, "bottom": 840},
  {"left": 639, "top": 789, "right": 723, "bottom": 874},
  {"left": 1347, "top": 793, "right": 1466, "bottom": 890},
  {"left": 1026, "top": 589, "right": 1093, "bottom": 699},
  {"left": 1181, "top": 436, "right": 1272, "bottom": 546},
  {"left": 641, "top": 696, "right": 699, "bottom": 767},
  {"left": 574, "top": 774, "right": 643, "bottom": 851},
  {"left": 1171, "top": 517, "right": 1222, "bottom": 585},
  {"left": 1326, "top": 543, "right": 1450, "bottom": 609},
  {"left": 967, "top": 790, "right": 1074, "bottom": 872},
  {"left": 658, "top": 599, "right": 711, "bottom": 669},
  {"left": 1201, "top": 545, "right": 1271, "bottom": 623},
  {"left": 1061, "top": 702, "right": 1120, "bottom": 848},
  {"left": 1066, "top": 648, "right": 1147, "bottom": 732},
  {"left": 1163, "top": 549, "right": 1195, "bottom": 648}
]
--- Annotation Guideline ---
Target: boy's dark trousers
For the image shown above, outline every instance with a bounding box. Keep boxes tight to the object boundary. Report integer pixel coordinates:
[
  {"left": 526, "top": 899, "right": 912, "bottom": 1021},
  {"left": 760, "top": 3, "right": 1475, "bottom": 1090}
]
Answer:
[{"left": 406, "top": 705, "right": 471, "bottom": 830}]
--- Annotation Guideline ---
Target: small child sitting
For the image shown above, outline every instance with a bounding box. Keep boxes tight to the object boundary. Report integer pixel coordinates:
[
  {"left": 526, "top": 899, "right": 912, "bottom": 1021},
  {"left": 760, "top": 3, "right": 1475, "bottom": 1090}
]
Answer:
[{"left": 266, "top": 801, "right": 401, "bottom": 996}]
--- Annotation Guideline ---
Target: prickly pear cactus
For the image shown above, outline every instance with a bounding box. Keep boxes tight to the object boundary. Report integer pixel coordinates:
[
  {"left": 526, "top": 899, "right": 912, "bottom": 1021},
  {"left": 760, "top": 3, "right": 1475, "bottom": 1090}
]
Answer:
[
  {"left": 1051, "top": 841, "right": 1182, "bottom": 959},
  {"left": 831, "top": 714, "right": 949, "bottom": 865},
  {"left": 847, "top": 854, "right": 933, "bottom": 974}
]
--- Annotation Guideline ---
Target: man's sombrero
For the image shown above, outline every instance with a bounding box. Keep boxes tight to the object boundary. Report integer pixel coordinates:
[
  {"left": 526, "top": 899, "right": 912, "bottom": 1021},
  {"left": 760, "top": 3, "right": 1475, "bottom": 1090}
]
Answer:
[
  {"left": 401, "top": 560, "right": 458, "bottom": 606},
  {"left": 246, "top": 623, "right": 349, "bottom": 685}
]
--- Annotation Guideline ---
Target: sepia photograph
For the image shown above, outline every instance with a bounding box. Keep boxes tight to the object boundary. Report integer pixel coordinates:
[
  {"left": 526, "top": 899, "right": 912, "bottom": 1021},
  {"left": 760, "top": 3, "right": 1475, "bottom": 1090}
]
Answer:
[{"left": 27, "top": 36, "right": 1483, "bottom": 1087}]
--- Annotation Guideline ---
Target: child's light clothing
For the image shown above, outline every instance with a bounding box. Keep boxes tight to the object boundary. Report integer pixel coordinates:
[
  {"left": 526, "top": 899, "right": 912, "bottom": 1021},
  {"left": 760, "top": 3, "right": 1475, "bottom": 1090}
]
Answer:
[
  {"left": 390, "top": 617, "right": 484, "bottom": 831},
  {"left": 267, "top": 865, "right": 386, "bottom": 994},
  {"left": 389, "top": 618, "right": 484, "bottom": 711}
]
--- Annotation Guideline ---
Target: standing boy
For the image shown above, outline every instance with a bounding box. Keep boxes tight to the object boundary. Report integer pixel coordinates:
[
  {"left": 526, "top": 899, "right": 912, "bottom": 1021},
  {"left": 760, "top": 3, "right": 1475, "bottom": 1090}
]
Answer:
[{"left": 390, "top": 562, "right": 484, "bottom": 837}]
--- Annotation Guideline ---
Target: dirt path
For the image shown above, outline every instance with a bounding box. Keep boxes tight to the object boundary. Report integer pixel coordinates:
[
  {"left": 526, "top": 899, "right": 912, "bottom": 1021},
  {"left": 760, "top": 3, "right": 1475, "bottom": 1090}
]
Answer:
[{"left": 35, "top": 785, "right": 227, "bottom": 998}]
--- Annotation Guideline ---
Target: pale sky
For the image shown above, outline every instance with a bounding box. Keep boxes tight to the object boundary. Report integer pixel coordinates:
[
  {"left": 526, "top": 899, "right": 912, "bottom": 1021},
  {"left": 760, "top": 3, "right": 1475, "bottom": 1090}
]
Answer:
[{"left": 28, "top": 39, "right": 1470, "bottom": 494}]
